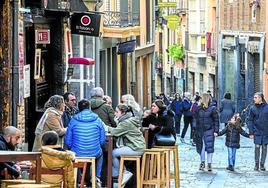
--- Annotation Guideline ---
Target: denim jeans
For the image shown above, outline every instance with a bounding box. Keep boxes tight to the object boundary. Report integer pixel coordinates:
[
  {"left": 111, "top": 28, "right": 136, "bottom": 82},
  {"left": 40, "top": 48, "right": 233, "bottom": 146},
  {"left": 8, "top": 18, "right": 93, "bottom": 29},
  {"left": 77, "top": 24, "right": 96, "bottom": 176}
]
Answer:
[
  {"left": 255, "top": 144, "right": 267, "bottom": 165},
  {"left": 200, "top": 138, "right": 213, "bottom": 163},
  {"left": 112, "top": 146, "right": 144, "bottom": 177},
  {"left": 227, "top": 147, "right": 237, "bottom": 166},
  {"left": 175, "top": 114, "right": 182, "bottom": 134}
]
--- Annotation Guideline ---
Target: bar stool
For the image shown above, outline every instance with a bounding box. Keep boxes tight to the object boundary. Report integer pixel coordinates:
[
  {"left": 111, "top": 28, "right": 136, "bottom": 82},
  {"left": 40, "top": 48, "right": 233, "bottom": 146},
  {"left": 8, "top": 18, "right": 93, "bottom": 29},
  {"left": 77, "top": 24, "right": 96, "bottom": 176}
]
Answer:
[
  {"left": 7, "top": 184, "right": 51, "bottom": 188},
  {"left": 73, "top": 157, "right": 96, "bottom": 188},
  {"left": 118, "top": 155, "right": 141, "bottom": 188},
  {"left": 140, "top": 149, "right": 169, "bottom": 188},
  {"left": 1, "top": 180, "right": 36, "bottom": 188},
  {"left": 154, "top": 144, "right": 180, "bottom": 188}
]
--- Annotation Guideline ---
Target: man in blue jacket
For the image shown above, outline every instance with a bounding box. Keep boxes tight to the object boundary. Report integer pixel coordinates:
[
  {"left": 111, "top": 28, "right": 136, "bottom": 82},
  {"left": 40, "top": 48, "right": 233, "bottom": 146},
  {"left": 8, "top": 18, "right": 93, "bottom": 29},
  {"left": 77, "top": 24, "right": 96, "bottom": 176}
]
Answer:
[
  {"left": 248, "top": 92, "right": 268, "bottom": 171},
  {"left": 65, "top": 99, "right": 106, "bottom": 187}
]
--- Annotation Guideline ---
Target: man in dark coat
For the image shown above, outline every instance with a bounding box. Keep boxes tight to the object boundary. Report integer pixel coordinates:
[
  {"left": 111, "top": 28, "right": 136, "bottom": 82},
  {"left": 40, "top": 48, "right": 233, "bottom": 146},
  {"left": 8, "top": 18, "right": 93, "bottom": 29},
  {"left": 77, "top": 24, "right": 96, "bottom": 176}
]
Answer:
[
  {"left": 62, "top": 92, "right": 78, "bottom": 128},
  {"left": 248, "top": 92, "right": 268, "bottom": 171},
  {"left": 0, "top": 126, "right": 22, "bottom": 179}
]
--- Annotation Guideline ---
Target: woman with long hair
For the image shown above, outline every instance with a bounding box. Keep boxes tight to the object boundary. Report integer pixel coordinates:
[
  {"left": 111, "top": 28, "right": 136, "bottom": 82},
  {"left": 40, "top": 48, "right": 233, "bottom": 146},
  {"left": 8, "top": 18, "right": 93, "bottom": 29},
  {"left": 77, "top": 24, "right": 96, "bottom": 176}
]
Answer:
[{"left": 193, "top": 93, "right": 219, "bottom": 171}]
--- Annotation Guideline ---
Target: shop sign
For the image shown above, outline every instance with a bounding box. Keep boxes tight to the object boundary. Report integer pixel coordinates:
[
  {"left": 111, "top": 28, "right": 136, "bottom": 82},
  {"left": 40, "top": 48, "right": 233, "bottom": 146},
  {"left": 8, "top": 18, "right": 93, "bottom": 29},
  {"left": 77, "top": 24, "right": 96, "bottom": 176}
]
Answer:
[
  {"left": 248, "top": 41, "right": 260, "bottom": 54},
  {"left": 24, "top": 65, "right": 30, "bottom": 98},
  {"left": 222, "top": 38, "right": 236, "bottom": 50},
  {"left": 117, "top": 40, "right": 136, "bottom": 54},
  {"left": 35, "top": 30, "right": 50, "bottom": 44},
  {"left": 71, "top": 12, "right": 101, "bottom": 36},
  {"left": 42, "top": 0, "right": 70, "bottom": 11},
  {"left": 158, "top": 2, "right": 177, "bottom": 7}
]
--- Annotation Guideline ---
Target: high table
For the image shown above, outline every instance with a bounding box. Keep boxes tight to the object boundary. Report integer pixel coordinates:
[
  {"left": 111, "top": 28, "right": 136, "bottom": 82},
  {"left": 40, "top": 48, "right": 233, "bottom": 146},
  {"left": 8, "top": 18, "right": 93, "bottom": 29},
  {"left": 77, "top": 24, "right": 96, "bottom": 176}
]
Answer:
[
  {"left": 0, "top": 151, "right": 42, "bottom": 183},
  {"left": 106, "top": 134, "right": 113, "bottom": 188}
]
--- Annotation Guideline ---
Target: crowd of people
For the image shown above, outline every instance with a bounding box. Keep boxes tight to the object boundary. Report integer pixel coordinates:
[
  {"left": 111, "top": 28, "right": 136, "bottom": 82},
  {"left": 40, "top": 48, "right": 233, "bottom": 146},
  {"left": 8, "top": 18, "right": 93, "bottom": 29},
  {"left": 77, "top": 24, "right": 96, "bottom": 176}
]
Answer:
[{"left": 0, "top": 88, "right": 267, "bottom": 187}]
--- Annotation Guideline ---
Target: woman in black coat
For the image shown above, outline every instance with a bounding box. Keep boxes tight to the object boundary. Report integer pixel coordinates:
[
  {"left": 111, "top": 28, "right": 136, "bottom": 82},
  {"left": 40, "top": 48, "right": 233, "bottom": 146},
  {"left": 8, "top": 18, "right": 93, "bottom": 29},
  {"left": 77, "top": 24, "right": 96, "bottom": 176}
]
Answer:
[
  {"left": 193, "top": 93, "right": 219, "bottom": 171},
  {"left": 147, "top": 99, "right": 176, "bottom": 147}
]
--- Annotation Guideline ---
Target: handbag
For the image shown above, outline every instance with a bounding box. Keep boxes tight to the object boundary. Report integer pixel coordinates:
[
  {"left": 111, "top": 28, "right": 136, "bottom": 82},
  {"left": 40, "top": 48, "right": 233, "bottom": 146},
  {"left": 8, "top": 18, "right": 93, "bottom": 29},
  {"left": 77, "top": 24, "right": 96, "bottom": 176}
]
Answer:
[{"left": 154, "top": 133, "right": 176, "bottom": 146}]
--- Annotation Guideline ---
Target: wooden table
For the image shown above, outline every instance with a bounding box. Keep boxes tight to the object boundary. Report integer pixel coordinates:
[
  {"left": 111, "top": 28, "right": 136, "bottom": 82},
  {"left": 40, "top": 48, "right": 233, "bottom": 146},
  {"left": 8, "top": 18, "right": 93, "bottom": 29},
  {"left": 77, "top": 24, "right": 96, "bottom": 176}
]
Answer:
[
  {"left": 106, "top": 134, "right": 113, "bottom": 188},
  {"left": 0, "top": 151, "right": 42, "bottom": 183}
]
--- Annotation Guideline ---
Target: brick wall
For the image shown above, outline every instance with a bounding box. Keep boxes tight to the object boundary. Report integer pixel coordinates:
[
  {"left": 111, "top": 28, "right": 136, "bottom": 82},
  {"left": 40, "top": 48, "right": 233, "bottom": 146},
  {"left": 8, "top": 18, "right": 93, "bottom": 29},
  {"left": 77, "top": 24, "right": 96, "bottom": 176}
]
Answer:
[{"left": 220, "top": 0, "right": 265, "bottom": 32}]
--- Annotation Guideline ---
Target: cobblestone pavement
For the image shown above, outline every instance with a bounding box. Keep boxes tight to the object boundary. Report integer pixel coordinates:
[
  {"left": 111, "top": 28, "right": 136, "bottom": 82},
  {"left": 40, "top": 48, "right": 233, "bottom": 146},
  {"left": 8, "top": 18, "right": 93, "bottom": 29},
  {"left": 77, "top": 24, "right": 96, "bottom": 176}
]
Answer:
[{"left": 175, "top": 128, "right": 268, "bottom": 188}]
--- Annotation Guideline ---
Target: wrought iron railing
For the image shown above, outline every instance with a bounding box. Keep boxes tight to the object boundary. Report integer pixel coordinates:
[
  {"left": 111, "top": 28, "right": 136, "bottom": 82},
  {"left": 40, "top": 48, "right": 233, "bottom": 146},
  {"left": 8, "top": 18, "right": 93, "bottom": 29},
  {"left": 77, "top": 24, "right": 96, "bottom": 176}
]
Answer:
[{"left": 103, "top": 11, "right": 140, "bottom": 27}]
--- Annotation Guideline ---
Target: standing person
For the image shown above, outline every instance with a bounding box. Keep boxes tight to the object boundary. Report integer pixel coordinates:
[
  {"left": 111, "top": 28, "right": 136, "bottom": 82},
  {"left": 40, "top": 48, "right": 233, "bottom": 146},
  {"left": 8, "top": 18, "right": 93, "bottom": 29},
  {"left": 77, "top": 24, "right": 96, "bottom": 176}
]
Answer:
[
  {"left": 0, "top": 126, "right": 22, "bottom": 179},
  {"left": 32, "top": 95, "right": 66, "bottom": 152},
  {"left": 103, "top": 95, "right": 112, "bottom": 106},
  {"left": 170, "top": 93, "right": 183, "bottom": 136},
  {"left": 65, "top": 99, "right": 106, "bottom": 187},
  {"left": 121, "top": 94, "right": 142, "bottom": 118},
  {"left": 207, "top": 90, "right": 217, "bottom": 107},
  {"left": 159, "top": 93, "right": 170, "bottom": 106},
  {"left": 215, "top": 114, "right": 252, "bottom": 171},
  {"left": 193, "top": 93, "right": 219, "bottom": 171},
  {"left": 219, "top": 92, "right": 235, "bottom": 127},
  {"left": 247, "top": 92, "right": 268, "bottom": 171},
  {"left": 107, "top": 104, "right": 145, "bottom": 187},
  {"left": 62, "top": 92, "right": 78, "bottom": 128},
  {"left": 148, "top": 99, "right": 176, "bottom": 146},
  {"left": 180, "top": 92, "right": 194, "bottom": 145},
  {"left": 90, "top": 87, "right": 116, "bottom": 127}
]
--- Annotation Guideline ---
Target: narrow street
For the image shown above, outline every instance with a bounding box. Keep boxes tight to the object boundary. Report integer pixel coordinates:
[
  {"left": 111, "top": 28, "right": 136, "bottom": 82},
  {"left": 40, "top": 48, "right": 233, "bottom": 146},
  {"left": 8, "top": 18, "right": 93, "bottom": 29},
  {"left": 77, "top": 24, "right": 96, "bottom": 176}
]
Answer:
[{"left": 177, "top": 128, "right": 268, "bottom": 188}]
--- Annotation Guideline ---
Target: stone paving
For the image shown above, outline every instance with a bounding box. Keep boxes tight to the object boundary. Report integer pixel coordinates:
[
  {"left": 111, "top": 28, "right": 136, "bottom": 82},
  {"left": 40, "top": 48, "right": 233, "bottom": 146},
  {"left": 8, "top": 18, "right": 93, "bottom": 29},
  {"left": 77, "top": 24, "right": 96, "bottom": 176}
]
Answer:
[{"left": 175, "top": 128, "right": 268, "bottom": 188}]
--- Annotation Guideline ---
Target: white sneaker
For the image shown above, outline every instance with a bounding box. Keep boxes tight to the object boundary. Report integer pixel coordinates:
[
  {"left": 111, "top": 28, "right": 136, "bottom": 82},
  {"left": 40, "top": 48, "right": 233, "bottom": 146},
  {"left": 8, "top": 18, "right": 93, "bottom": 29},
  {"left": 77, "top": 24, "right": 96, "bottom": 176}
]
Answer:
[
  {"left": 96, "top": 177, "right": 102, "bottom": 188},
  {"left": 121, "top": 170, "right": 133, "bottom": 187}
]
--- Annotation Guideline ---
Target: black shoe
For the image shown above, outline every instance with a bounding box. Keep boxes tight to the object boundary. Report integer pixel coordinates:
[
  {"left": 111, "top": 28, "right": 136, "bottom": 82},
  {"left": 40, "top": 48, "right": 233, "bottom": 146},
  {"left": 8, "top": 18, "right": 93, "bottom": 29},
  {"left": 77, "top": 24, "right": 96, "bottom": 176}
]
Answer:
[
  {"left": 208, "top": 163, "right": 212, "bottom": 171},
  {"left": 226, "top": 165, "right": 234, "bottom": 171},
  {"left": 260, "top": 164, "right": 266, "bottom": 171},
  {"left": 254, "top": 163, "right": 259, "bottom": 171},
  {"left": 199, "top": 161, "right": 205, "bottom": 170}
]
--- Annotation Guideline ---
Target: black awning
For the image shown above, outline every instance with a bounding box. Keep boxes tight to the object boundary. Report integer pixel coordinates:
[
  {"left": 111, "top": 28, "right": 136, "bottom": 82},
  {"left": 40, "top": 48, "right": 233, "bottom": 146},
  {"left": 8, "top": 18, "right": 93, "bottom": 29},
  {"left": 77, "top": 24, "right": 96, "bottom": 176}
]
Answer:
[{"left": 70, "top": 0, "right": 88, "bottom": 12}]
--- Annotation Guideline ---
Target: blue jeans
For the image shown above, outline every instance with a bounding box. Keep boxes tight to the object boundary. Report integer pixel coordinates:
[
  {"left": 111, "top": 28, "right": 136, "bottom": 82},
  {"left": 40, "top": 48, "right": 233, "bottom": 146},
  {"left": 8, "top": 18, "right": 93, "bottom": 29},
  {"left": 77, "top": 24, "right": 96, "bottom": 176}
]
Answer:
[
  {"left": 112, "top": 146, "right": 144, "bottom": 177},
  {"left": 228, "top": 147, "right": 237, "bottom": 166},
  {"left": 200, "top": 138, "right": 213, "bottom": 163}
]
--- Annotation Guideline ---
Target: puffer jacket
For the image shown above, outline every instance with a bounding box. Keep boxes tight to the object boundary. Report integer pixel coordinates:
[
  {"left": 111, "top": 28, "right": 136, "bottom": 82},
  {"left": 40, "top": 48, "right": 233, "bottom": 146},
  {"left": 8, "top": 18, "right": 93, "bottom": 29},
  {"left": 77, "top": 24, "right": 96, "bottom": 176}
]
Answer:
[
  {"left": 65, "top": 109, "right": 106, "bottom": 157},
  {"left": 90, "top": 97, "right": 116, "bottom": 127},
  {"left": 248, "top": 102, "right": 268, "bottom": 145},
  {"left": 40, "top": 145, "right": 75, "bottom": 188},
  {"left": 218, "top": 123, "right": 249, "bottom": 148},
  {"left": 219, "top": 99, "right": 235, "bottom": 123},
  {"left": 193, "top": 105, "right": 219, "bottom": 154}
]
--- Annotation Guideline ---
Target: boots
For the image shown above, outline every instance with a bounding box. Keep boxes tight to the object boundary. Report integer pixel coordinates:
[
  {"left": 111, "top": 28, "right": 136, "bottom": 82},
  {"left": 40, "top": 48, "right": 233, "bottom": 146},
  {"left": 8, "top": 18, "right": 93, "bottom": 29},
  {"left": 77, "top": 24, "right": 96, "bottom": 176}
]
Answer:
[
  {"left": 254, "top": 163, "right": 259, "bottom": 171},
  {"left": 199, "top": 161, "right": 205, "bottom": 170},
  {"left": 207, "top": 163, "right": 212, "bottom": 171},
  {"left": 226, "top": 165, "right": 234, "bottom": 171},
  {"left": 260, "top": 164, "right": 266, "bottom": 171}
]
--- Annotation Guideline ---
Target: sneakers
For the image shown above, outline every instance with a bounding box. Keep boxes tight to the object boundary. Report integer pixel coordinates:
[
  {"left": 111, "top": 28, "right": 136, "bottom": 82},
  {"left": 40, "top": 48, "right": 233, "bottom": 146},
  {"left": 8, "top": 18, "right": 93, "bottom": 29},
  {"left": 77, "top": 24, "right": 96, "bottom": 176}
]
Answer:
[
  {"left": 96, "top": 177, "right": 102, "bottom": 188},
  {"left": 260, "top": 164, "right": 266, "bottom": 171},
  {"left": 207, "top": 163, "right": 212, "bottom": 171},
  {"left": 254, "top": 163, "right": 259, "bottom": 171},
  {"left": 190, "top": 139, "right": 196, "bottom": 146},
  {"left": 226, "top": 165, "right": 234, "bottom": 171},
  {"left": 180, "top": 138, "right": 185, "bottom": 143},
  {"left": 121, "top": 170, "right": 133, "bottom": 187},
  {"left": 199, "top": 161, "right": 205, "bottom": 170}
]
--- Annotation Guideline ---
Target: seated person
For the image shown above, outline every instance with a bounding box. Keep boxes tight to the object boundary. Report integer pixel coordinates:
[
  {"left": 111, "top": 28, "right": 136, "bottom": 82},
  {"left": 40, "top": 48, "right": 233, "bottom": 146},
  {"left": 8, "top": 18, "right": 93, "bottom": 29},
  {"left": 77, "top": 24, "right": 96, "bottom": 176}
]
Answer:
[
  {"left": 40, "top": 131, "right": 75, "bottom": 188},
  {"left": 0, "top": 126, "right": 22, "bottom": 179}
]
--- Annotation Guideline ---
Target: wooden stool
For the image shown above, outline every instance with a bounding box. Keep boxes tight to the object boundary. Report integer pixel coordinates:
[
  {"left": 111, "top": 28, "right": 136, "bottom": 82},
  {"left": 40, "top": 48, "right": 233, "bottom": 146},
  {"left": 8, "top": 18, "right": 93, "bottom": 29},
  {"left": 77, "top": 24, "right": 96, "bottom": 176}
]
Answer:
[
  {"left": 1, "top": 180, "right": 36, "bottom": 188},
  {"left": 140, "top": 149, "right": 169, "bottom": 188},
  {"left": 118, "top": 155, "right": 141, "bottom": 188},
  {"left": 154, "top": 145, "right": 180, "bottom": 188},
  {"left": 73, "top": 157, "right": 96, "bottom": 188},
  {"left": 7, "top": 184, "right": 51, "bottom": 188}
]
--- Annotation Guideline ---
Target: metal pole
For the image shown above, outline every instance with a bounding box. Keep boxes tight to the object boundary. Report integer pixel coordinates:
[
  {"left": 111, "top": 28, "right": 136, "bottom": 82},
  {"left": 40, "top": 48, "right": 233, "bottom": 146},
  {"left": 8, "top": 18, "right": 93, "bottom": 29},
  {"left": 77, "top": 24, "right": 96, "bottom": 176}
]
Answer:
[
  {"left": 95, "top": 1, "right": 101, "bottom": 87},
  {"left": 11, "top": 0, "right": 19, "bottom": 127},
  {"left": 152, "top": 0, "right": 156, "bottom": 100},
  {"left": 216, "top": 0, "right": 220, "bottom": 102}
]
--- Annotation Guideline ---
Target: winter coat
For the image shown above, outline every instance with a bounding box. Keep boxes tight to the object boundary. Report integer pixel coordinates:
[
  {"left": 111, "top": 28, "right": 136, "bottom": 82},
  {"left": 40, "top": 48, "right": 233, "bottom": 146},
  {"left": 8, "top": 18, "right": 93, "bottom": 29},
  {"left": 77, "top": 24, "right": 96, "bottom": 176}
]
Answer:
[
  {"left": 218, "top": 123, "right": 249, "bottom": 148},
  {"left": 193, "top": 105, "right": 219, "bottom": 154},
  {"left": 62, "top": 106, "right": 78, "bottom": 128},
  {"left": 32, "top": 108, "right": 66, "bottom": 152},
  {"left": 153, "top": 109, "right": 176, "bottom": 144},
  {"left": 182, "top": 99, "right": 193, "bottom": 117},
  {"left": 39, "top": 145, "right": 75, "bottom": 188},
  {"left": 247, "top": 102, "right": 268, "bottom": 145},
  {"left": 90, "top": 97, "right": 116, "bottom": 127},
  {"left": 108, "top": 113, "right": 145, "bottom": 152},
  {"left": 142, "top": 114, "right": 158, "bottom": 148},
  {"left": 170, "top": 99, "right": 183, "bottom": 115},
  {"left": 219, "top": 99, "right": 235, "bottom": 123},
  {"left": 65, "top": 109, "right": 106, "bottom": 157},
  {"left": 0, "top": 135, "right": 20, "bottom": 179}
]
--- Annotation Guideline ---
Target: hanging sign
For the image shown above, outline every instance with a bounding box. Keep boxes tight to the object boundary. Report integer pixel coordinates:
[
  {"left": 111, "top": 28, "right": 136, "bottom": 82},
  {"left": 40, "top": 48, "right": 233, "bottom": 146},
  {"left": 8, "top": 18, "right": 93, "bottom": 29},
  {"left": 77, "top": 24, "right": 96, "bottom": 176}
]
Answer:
[
  {"left": 158, "top": 2, "right": 177, "bottom": 7},
  {"left": 71, "top": 12, "right": 101, "bottom": 36}
]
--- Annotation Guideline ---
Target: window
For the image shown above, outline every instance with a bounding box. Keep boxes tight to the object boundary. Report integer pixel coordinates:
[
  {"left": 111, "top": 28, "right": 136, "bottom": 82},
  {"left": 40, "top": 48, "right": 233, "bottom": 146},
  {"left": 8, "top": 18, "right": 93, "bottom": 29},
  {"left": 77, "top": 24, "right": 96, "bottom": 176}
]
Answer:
[
  {"left": 201, "top": 36, "right": 206, "bottom": 51},
  {"left": 199, "top": 73, "right": 204, "bottom": 94}
]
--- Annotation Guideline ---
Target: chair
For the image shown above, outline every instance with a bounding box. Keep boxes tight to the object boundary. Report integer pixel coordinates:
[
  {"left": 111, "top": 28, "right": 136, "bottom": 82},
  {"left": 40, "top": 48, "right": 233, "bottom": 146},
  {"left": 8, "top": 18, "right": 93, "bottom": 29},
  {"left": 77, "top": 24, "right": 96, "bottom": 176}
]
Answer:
[
  {"left": 140, "top": 149, "right": 169, "bottom": 188},
  {"left": 118, "top": 155, "right": 141, "bottom": 188},
  {"left": 154, "top": 144, "right": 180, "bottom": 188},
  {"left": 73, "top": 157, "right": 96, "bottom": 188}
]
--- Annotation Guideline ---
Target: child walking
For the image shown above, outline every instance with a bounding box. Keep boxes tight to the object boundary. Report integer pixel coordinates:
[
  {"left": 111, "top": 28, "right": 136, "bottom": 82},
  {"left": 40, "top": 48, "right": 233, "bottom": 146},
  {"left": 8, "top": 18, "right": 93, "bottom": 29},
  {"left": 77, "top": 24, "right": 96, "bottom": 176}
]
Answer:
[{"left": 215, "top": 114, "right": 253, "bottom": 171}]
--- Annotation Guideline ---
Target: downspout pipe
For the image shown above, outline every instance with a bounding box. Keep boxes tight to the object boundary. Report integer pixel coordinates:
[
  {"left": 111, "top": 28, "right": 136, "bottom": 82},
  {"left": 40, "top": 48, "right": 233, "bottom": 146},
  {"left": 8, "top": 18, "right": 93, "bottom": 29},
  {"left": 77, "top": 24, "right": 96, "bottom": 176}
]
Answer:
[
  {"left": 11, "top": 0, "right": 19, "bottom": 127},
  {"left": 152, "top": 0, "right": 156, "bottom": 100},
  {"left": 95, "top": 0, "right": 103, "bottom": 87}
]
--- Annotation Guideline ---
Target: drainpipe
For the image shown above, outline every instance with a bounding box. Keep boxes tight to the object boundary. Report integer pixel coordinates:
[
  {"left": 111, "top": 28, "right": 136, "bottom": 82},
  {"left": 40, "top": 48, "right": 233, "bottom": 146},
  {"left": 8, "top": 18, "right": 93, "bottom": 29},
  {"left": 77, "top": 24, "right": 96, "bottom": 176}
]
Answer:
[
  {"left": 215, "top": 0, "right": 220, "bottom": 103},
  {"left": 11, "top": 0, "right": 19, "bottom": 127},
  {"left": 95, "top": 0, "right": 103, "bottom": 87},
  {"left": 151, "top": 0, "right": 156, "bottom": 100}
]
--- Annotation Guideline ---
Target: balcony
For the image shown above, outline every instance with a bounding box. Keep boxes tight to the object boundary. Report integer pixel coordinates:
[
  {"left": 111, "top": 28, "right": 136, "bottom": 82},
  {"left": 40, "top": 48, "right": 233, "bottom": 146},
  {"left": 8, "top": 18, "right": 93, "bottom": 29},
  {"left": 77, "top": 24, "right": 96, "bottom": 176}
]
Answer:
[{"left": 102, "top": 11, "right": 140, "bottom": 38}]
